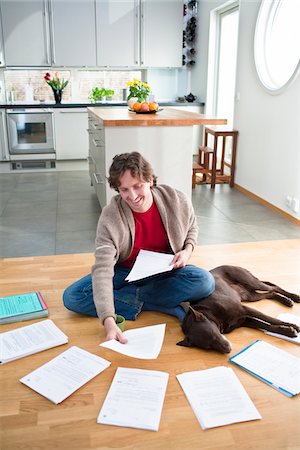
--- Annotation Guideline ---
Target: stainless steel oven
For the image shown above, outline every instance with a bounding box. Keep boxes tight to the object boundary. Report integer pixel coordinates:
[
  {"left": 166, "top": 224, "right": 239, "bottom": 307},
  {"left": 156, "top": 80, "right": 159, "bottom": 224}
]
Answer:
[{"left": 6, "top": 109, "right": 55, "bottom": 157}]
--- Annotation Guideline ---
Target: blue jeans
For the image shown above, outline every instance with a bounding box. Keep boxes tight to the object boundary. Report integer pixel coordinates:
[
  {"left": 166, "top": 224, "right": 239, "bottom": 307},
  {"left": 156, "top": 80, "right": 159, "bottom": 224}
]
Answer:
[{"left": 63, "top": 265, "right": 215, "bottom": 322}]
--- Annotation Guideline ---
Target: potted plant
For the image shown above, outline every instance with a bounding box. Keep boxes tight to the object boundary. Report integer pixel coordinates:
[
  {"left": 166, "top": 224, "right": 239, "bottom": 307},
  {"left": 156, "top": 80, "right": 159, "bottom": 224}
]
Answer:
[
  {"left": 103, "top": 88, "right": 115, "bottom": 101},
  {"left": 88, "top": 87, "right": 105, "bottom": 103},
  {"left": 126, "top": 78, "right": 151, "bottom": 107}
]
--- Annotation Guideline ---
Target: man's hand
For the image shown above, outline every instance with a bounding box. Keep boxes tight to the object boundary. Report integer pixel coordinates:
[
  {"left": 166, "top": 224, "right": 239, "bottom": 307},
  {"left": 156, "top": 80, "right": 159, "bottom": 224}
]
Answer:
[
  {"left": 104, "top": 316, "right": 128, "bottom": 343},
  {"left": 171, "top": 244, "right": 193, "bottom": 269}
]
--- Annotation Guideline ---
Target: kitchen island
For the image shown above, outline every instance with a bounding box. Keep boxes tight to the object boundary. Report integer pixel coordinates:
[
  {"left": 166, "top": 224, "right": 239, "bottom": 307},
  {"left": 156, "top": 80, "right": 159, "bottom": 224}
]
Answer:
[{"left": 87, "top": 107, "right": 227, "bottom": 207}]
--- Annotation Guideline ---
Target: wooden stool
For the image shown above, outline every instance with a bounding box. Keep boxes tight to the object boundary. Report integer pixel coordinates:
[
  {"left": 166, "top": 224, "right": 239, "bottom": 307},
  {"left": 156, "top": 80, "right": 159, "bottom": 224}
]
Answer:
[
  {"left": 194, "top": 125, "right": 238, "bottom": 189},
  {"left": 192, "top": 147, "right": 214, "bottom": 188},
  {"left": 192, "top": 162, "right": 203, "bottom": 189}
]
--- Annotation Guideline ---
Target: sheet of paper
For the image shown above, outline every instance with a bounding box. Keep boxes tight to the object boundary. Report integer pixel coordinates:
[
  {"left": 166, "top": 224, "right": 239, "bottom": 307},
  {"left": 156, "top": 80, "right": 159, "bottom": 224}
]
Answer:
[
  {"left": 177, "top": 366, "right": 261, "bottom": 429},
  {"left": 125, "top": 250, "right": 174, "bottom": 282},
  {"left": 230, "top": 340, "right": 300, "bottom": 396},
  {"left": 264, "top": 313, "right": 300, "bottom": 344},
  {"left": 99, "top": 323, "right": 166, "bottom": 359},
  {"left": 97, "top": 367, "right": 169, "bottom": 431},
  {"left": 0, "top": 319, "right": 68, "bottom": 364},
  {"left": 20, "top": 346, "right": 111, "bottom": 404}
]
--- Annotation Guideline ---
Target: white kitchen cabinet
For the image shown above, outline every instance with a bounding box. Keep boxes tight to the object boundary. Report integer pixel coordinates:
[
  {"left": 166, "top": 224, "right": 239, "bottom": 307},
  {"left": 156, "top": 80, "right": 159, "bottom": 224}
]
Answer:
[
  {"left": 96, "top": 0, "right": 138, "bottom": 67},
  {"left": 1, "top": 0, "right": 183, "bottom": 68},
  {"left": 53, "top": 109, "right": 88, "bottom": 160},
  {"left": 1, "top": 0, "right": 96, "bottom": 67},
  {"left": 96, "top": 0, "right": 183, "bottom": 68},
  {"left": 88, "top": 113, "right": 107, "bottom": 207},
  {"left": 50, "top": 0, "right": 96, "bottom": 67},
  {"left": 141, "top": 0, "right": 183, "bottom": 67},
  {"left": 0, "top": 0, "right": 51, "bottom": 66}
]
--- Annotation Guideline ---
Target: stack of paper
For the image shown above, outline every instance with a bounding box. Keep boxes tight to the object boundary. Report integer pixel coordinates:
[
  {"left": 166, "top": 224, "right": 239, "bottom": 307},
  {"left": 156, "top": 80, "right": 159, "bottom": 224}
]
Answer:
[
  {"left": 230, "top": 340, "right": 300, "bottom": 396},
  {"left": 0, "top": 319, "right": 68, "bottom": 364},
  {"left": 20, "top": 346, "right": 111, "bottom": 404},
  {"left": 177, "top": 366, "right": 261, "bottom": 429},
  {"left": 97, "top": 367, "right": 169, "bottom": 431}
]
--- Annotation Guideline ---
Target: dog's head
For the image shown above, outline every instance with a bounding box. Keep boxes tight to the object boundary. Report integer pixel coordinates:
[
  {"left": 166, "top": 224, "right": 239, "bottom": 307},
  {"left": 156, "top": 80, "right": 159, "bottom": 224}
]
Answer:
[{"left": 177, "top": 306, "right": 232, "bottom": 354}]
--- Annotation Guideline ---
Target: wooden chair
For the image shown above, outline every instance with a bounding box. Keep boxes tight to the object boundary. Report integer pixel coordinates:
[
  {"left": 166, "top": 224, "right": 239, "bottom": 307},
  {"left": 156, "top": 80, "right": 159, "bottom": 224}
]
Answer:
[{"left": 192, "top": 125, "right": 238, "bottom": 189}]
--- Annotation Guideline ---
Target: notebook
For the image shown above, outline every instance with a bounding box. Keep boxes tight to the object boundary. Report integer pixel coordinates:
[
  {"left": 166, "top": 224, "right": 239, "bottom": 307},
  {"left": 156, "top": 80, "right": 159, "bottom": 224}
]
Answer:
[{"left": 0, "top": 291, "right": 48, "bottom": 324}]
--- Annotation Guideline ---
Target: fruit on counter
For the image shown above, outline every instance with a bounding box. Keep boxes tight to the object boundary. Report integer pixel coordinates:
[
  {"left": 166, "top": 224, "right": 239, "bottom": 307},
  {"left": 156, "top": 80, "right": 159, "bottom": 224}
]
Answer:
[
  {"left": 149, "top": 102, "right": 159, "bottom": 111},
  {"left": 140, "top": 102, "right": 150, "bottom": 112},
  {"left": 132, "top": 102, "right": 142, "bottom": 111},
  {"left": 129, "top": 100, "right": 160, "bottom": 112}
]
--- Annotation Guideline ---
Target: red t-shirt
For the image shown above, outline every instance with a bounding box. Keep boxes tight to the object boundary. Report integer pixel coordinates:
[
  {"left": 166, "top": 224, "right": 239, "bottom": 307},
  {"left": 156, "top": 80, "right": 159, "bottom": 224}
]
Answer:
[{"left": 119, "top": 200, "right": 172, "bottom": 268}]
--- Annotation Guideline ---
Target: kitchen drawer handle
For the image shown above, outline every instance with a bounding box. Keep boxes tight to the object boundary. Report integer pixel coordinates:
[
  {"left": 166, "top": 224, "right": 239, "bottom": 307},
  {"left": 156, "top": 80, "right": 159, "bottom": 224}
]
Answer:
[
  {"left": 87, "top": 155, "right": 95, "bottom": 165},
  {"left": 59, "top": 110, "right": 86, "bottom": 114},
  {"left": 93, "top": 138, "right": 103, "bottom": 147},
  {"left": 43, "top": 1, "right": 51, "bottom": 64},
  {"left": 92, "top": 123, "right": 102, "bottom": 130},
  {"left": 93, "top": 172, "right": 104, "bottom": 184},
  {"left": 87, "top": 128, "right": 98, "bottom": 134}
]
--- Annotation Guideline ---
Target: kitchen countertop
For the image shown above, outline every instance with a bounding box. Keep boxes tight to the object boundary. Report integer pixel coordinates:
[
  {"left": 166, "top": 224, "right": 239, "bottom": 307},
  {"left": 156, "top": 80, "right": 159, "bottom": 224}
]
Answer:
[
  {"left": 0, "top": 101, "right": 205, "bottom": 110},
  {"left": 88, "top": 106, "right": 227, "bottom": 127}
]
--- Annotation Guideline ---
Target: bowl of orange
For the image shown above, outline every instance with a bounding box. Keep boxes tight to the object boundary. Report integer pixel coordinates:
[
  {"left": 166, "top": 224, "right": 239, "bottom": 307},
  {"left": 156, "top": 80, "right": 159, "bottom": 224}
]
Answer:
[{"left": 129, "top": 101, "right": 162, "bottom": 114}]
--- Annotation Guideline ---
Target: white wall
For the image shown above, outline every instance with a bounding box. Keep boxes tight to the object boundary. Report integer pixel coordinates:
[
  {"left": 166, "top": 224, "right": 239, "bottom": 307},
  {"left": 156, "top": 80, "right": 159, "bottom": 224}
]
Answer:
[{"left": 192, "top": 0, "right": 300, "bottom": 220}]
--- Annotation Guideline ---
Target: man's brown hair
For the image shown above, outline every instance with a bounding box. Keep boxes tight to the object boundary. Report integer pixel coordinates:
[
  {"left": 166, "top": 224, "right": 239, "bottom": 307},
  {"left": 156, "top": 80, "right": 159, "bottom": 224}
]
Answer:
[{"left": 107, "top": 152, "right": 157, "bottom": 191}]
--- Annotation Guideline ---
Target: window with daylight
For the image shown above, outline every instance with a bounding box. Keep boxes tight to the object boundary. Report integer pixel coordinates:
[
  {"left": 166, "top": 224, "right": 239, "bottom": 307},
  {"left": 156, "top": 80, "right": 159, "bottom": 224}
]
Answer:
[{"left": 254, "top": 0, "right": 300, "bottom": 94}]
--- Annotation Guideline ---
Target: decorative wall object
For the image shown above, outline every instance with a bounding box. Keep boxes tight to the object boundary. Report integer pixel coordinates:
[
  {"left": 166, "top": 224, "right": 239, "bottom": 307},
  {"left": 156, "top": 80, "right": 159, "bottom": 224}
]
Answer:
[{"left": 182, "top": 1, "right": 198, "bottom": 68}]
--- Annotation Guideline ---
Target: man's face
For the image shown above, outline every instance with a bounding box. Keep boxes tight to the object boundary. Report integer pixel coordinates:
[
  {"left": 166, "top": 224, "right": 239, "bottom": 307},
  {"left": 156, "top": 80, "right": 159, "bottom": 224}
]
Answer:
[{"left": 118, "top": 170, "right": 153, "bottom": 213}]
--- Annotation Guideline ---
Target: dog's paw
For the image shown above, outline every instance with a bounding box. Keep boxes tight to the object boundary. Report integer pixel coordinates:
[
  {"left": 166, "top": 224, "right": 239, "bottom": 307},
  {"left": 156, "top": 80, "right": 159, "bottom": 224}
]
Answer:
[
  {"left": 292, "top": 294, "right": 300, "bottom": 303},
  {"left": 292, "top": 323, "right": 300, "bottom": 333},
  {"left": 284, "top": 325, "right": 299, "bottom": 337},
  {"left": 281, "top": 297, "right": 294, "bottom": 307}
]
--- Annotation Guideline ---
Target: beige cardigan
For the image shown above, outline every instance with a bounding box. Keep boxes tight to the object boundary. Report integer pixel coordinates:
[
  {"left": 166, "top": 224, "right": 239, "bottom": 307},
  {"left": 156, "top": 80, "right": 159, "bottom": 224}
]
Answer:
[{"left": 91, "top": 185, "right": 198, "bottom": 322}]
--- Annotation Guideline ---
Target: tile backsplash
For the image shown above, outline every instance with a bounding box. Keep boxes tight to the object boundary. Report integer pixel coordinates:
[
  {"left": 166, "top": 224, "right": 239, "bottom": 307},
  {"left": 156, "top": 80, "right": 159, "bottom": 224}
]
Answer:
[
  {"left": 3, "top": 69, "right": 143, "bottom": 103},
  {"left": 2, "top": 67, "right": 188, "bottom": 103}
]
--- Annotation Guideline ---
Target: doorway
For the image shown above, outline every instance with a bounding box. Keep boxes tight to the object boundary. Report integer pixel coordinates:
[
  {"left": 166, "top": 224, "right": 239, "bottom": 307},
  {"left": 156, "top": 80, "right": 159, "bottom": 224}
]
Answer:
[
  {"left": 206, "top": 1, "right": 239, "bottom": 161},
  {"left": 206, "top": 2, "right": 239, "bottom": 123}
]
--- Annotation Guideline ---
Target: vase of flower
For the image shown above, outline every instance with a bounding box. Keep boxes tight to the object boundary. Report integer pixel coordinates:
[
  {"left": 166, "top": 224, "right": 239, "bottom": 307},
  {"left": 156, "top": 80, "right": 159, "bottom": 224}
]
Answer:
[
  {"left": 44, "top": 72, "right": 68, "bottom": 104},
  {"left": 52, "top": 89, "right": 62, "bottom": 104},
  {"left": 126, "top": 78, "right": 151, "bottom": 106},
  {"left": 127, "top": 97, "right": 138, "bottom": 109}
]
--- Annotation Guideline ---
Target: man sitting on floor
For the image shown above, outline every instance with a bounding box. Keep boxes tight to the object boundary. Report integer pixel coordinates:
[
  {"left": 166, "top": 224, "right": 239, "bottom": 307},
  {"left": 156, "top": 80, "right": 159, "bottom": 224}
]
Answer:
[{"left": 63, "top": 152, "right": 215, "bottom": 343}]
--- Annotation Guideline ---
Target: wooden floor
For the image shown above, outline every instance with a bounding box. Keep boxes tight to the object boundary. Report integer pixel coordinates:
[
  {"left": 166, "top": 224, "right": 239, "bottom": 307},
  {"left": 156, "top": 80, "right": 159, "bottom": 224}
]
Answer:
[{"left": 1, "top": 240, "right": 300, "bottom": 450}]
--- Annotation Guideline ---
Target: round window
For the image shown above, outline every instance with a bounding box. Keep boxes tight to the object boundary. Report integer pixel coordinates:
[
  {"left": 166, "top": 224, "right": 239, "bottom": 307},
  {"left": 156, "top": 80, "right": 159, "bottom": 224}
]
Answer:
[{"left": 254, "top": 0, "right": 300, "bottom": 94}]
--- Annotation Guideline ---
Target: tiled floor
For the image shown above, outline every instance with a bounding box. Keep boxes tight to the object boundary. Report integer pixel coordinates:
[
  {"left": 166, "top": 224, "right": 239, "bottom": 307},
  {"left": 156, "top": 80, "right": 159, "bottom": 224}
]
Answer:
[
  {"left": 192, "top": 184, "right": 300, "bottom": 245},
  {"left": 0, "top": 170, "right": 299, "bottom": 258}
]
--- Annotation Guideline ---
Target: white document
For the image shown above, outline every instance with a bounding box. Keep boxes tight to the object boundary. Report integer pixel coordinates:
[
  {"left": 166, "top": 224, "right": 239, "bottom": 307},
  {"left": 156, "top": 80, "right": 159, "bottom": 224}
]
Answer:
[
  {"left": 20, "top": 346, "right": 111, "bottom": 404},
  {"left": 264, "top": 313, "right": 300, "bottom": 344},
  {"left": 230, "top": 340, "right": 300, "bottom": 396},
  {"left": 125, "top": 250, "right": 174, "bottom": 282},
  {"left": 177, "top": 366, "right": 261, "bottom": 430},
  {"left": 0, "top": 319, "right": 68, "bottom": 364},
  {"left": 99, "top": 323, "right": 166, "bottom": 359},
  {"left": 97, "top": 367, "right": 169, "bottom": 431}
]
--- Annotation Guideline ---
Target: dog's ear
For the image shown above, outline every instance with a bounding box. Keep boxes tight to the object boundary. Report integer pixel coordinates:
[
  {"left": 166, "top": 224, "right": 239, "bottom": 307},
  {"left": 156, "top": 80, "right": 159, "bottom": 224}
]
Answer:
[
  {"left": 189, "top": 306, "right": 206, "bottom": 322},
  {"left": 177, "top": 337, "right": 192, "bottom": 347}
]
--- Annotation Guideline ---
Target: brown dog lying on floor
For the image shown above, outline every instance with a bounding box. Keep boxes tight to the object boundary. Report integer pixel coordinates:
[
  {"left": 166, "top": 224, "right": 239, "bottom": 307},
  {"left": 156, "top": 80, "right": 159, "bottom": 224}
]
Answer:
[{"left": 177, "top": 265, "right": 300, "bottom": 354}]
